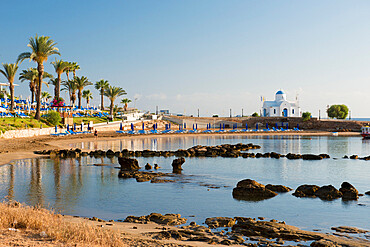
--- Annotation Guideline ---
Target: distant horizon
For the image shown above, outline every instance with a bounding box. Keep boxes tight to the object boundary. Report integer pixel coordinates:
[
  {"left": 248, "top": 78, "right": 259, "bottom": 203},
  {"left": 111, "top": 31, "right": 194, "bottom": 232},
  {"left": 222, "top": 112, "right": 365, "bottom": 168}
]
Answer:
[{"left": 1, "top": 1, "right": 370, "bottom": 117}]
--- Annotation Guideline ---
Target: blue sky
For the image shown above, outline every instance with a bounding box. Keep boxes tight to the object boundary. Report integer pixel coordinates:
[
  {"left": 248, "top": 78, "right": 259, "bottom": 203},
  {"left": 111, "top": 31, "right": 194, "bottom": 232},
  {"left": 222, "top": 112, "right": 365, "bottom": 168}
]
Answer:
[{"left": 1, "top": 0, "right": 370, "bottom": 117}]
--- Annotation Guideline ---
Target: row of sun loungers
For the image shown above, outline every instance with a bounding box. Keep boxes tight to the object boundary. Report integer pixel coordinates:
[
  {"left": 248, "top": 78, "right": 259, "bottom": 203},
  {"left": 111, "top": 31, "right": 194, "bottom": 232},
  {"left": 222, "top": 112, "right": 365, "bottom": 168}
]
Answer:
[
  {"left": 115, "top": 127, "right": 301, "bottom": 135},
  {"left": 50, "top": 129, "right": 91, "bottom": 137}
]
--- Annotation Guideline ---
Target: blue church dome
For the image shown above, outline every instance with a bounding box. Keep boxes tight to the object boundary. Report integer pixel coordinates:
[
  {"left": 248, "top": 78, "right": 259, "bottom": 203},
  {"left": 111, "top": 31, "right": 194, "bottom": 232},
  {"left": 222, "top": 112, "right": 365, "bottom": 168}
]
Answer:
[{"left": 276, "top": 90, "right": 285, "bottom": 95}]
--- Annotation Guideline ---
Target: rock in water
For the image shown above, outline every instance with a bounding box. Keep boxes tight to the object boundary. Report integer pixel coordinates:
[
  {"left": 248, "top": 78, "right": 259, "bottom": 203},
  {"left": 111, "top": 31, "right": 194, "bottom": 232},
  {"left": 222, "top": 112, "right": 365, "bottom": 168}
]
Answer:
[
  {"left": 118, "top": 157, "right": 140, "bottom": 171},
  {"left": 292, "top": 185, "right": 320, "bottom": 197},
  {"left": 339, "top": 182, "right": 359, "bottom": 200},
  {"left": 265, "top": 184, "right": 292, "bottom": 193},
  {"left": 365, "top": 191, "right": 370, "bottom": 195},
  {"left": 232, "top": 179, "right": 277, "bottom": 201},
  {"left": 145, "top": 163, "right": 152, "bottom": 170},
  {"left": 302, "top": 154, "right": 323, "bottom": 160},
  {"left": 172, "top": 157, "right": 185, "bottom": 173},
  {"left": 315, "top": 185, "right": 342, "bottom": 200}
]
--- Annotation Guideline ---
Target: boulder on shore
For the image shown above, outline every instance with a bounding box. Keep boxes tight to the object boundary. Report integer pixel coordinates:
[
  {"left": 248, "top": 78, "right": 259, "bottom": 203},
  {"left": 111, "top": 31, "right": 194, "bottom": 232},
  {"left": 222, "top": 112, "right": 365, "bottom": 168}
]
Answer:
[
  {"left": 145, "top": 163, "right": 152, "bottom": 170},
  {"left": 232, "top": 179, "right": 277, "bottom": 201},
  {"left": 205, "top": 217, "right": 236, "bottom": 229},
  {"left": 124, "top": 213, "right": 187, "bottom": 226},
  {"left": 118, "top": 157, "right": 140, "bottom": 171},
  {"left": 339, "top": 182, "right": 359, "bottom": 200}
]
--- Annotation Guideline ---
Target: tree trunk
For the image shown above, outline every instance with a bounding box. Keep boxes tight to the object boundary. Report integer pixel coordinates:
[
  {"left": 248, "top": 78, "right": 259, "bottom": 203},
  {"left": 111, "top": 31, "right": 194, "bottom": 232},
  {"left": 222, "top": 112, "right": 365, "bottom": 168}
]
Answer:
[
  {"left": 124, "top": 103, "right": 127, "bottom": 112},
  {"left": 101, "top": 89, "right": 104, "bottom": 110},
  {"left": 9, "top": 82, "right": 14, "bottom": 111},
  {"left": 72, "top": 92, "right": 76, "bottom": 107},
  {"left": 65, "top": 72, "right": 70, "bottom": 81},
  {"left": 78, "top": 90, "right": 82, "bottom": 109},
  {"left": 55, "top": 73, "right": 61, "bottom": 99},
  {"left": 110, "top": 100, "right": 113, "bottom": 116},
  {"left": 35, "top": 63, "right": 44, "bottom": 120}
]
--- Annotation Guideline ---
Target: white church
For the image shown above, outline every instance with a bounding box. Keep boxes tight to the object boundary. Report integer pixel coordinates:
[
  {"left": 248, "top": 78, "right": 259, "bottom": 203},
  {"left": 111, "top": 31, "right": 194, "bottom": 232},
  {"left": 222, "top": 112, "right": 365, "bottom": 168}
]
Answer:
[{"left": 262, "top": 90, "right": 302, "bottom": 117}]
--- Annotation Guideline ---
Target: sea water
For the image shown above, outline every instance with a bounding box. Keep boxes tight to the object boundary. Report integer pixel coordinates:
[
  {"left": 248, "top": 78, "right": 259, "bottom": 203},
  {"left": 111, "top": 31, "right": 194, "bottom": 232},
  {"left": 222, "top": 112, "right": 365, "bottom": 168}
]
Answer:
[{"left": 0, "top": 135, "right": 369, "bottom": 231}]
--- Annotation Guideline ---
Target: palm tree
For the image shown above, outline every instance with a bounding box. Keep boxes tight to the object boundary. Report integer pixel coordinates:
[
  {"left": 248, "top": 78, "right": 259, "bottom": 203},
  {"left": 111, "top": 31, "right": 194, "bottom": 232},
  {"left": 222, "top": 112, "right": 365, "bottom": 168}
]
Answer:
[
  {"left": 120, "top": 98, "right": 132, "bottom": 112},
  {"left": 62, "top": 80, "right": 78, "bottom": 106},
  {"left": 51, "top": 59, "right": 71, "bottom": 99},
  {"left": 0, "top": 63, "right": 19, "bottom": 111},
  {"left": 82, "top": 90, "right": 93, "bottom": 108},
  {"left": 41, "top": 91, "right": 51, "bottom": 103},
  {"left": 64, "top": 61, "right": 73, "bottom": 81},
  {"left": 17, "top": 35, "right": 60, "bottom": 119},
  {"left": 104, "top": 86, "right": 126, "bottom": 116},
  {"left": 94, "top": 80, "right": 109, "bottom": 110},
  {"left": 74, "top": 76, "right": 92, "bottom": 109},
  {"left": 19, "top": 68, "right": 53, "bottom": 103},
  {"left": 71, "top": 62, "right": 80, "bottom": 78}
]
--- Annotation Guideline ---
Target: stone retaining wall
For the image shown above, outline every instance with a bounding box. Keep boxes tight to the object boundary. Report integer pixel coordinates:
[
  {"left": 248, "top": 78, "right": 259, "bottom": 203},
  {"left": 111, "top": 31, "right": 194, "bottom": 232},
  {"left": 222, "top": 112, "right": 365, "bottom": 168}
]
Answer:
[{"left": 0, "top": 127, "right": 55, "bottom": 139}]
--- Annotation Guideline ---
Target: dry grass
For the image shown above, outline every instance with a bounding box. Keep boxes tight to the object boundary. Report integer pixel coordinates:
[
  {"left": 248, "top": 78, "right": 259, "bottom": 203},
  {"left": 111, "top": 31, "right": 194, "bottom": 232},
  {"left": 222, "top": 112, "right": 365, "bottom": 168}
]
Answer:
[{"left": 0, "top": 200, "right": 125, "bottom": 246}]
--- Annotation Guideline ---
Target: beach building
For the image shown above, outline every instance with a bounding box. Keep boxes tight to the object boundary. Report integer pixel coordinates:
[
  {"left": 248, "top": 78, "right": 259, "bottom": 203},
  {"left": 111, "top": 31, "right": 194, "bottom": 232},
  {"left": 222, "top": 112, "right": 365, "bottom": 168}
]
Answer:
[{"left": 262, "top": 90, "right": 301, "bottom": 117}]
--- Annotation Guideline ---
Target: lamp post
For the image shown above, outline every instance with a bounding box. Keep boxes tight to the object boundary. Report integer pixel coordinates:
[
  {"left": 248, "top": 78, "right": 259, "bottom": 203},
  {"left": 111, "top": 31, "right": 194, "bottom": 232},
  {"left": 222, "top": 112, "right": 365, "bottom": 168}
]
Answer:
[
  {"left": 230, "top": 109, "right": 232, "bottom": 118},
  {"left": 197, "top": 109, "right": 199, "bottom": 117}
]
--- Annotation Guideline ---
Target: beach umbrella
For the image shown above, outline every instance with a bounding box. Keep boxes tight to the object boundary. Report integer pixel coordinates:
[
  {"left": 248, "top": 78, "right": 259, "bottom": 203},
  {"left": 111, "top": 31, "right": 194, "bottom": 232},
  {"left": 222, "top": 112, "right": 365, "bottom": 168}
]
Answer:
[
  {"left": 120, "top": 122, "right": 123, "bottom": 131},
  {"left": 275, "top": 123, "right": 278, "bottom": 128},
  {"left": 266, "top": 123, "right": 268, "bottom": 129},
  {"left": 286, "top": 123, "right": 289, "bottom": 129},
  {"left": 184, "top": 123, "right": 186, "bottom": 129},
  {"left": 169, "top": 123, "right": 171, "bottom": 129},
  {"left": 245, "top": 123, "right": 248, "bottom": 130},
  {"left": 196, "top": 124, "right": 198, "bottom": 130},
  {"left": 55, "top": 125, "right": 57, "bottom": 133},
  {"left": 156, "top": 123, "right": 158, "bottom": 129},
  {"left": 142, "top": 122, "right": 144, "bottom": 130},
  {"left": 131, "top": 123, "right": 134, "bottom": 131},
  {"left": 256, "top": 123, "right": 258, "bottom": 130},
  {"left": 220, "top": 124, "right": 222, "bottom": 130},
  {"left": 297, "top": 124, "right": 299, "bottom": 129},
  {"left": 223, "top": 123, "right": 225, "bottom": 129},
  {"left": 74, "top": 123, "right": 77, "bottom": 131},
  {"left": 179, "top": 124, "right": 181, "bottom": 130},
  {"left": 81, "top": 123, "right": 83, "bottom": 131},
  {"left": 67, "top": 124, "right": 69, "bottom": 131}
]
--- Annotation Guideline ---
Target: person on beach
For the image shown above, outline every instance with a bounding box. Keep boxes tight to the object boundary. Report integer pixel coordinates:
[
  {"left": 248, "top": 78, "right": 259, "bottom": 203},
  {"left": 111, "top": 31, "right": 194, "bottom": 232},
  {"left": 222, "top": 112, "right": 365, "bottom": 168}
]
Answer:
[{"left": 94, "top": 129, "right": 98, "bottom": 139}]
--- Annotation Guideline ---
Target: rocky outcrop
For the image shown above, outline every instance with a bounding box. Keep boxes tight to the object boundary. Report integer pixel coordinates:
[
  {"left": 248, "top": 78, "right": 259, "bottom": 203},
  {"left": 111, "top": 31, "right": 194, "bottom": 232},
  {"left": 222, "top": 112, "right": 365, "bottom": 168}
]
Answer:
[
  {"left": 232, "top": 179, "right": 277, "bottom": 201},
  {"left": 315, "top": 185, "right": 342, "bottom": 200},
  {"left": 124, "top": 213, "right": 187, "bottom": 226},
  {"left": 293, "top": 185, "right": 320, "bottom": 197},
  {"left": 172, "top": 157, "right": 185, "bottom": 173},
  {"left": 286, "top": 153, "right": 302, "bottom": 159},
  {"left": 302, "top": 154, "right": 323, "bottom": 160},
  {"left": 339, "top": 182, "right": 359, "bottom": 200},
  {"left": 365, "top": 191, "right": 370, "bottom": 195},
  {"left": 331, "top": 226, "right": 368, "bottom": 234},
  {"left": 265, "top": 184, "right": 292, "bottom": 193},
  {"left": 145, "top": 163, "right": 152, "bottom": 170},
  {"left": 118, "top": 157, "right": 140, "bottom": 171},
  {"left": 205, "top": 217, "right": 236, "bottom": 229}
]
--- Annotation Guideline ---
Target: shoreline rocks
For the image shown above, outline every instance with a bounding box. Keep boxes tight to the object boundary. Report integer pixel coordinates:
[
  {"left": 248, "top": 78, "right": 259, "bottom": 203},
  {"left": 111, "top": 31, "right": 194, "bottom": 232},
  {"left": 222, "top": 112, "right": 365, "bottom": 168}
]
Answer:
[{"left": 124, "top": 213, "right": 187, "bottom": 226}]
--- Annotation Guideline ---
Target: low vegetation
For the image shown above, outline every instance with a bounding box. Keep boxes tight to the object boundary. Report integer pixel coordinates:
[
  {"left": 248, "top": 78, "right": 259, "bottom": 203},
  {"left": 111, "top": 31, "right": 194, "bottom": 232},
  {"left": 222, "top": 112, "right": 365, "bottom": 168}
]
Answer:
[
  {"left": 73, "top": 117, "right": 108, "bottom": 125},
  {"left": 43, "top": 111, "right": 61, "bottom": 126},
  {"left": 0, "top": 200, "right": 123, "bottom": 246},
  {"left": 0, "top": 117, "right": 51, "bottom": 133}
]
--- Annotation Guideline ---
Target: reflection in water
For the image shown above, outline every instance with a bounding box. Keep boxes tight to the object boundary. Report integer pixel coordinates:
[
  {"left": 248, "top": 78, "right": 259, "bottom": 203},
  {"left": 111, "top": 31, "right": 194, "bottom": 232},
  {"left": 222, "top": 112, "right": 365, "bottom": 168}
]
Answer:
[
  {"left": 28, "top": 159, "right": 44, "bottom": 206},
  {"left": 0, "top": 135, "right": 369, "bottom": 232},
  {"left": 7, "top": 165, "right": 14, "bottom": 201}
]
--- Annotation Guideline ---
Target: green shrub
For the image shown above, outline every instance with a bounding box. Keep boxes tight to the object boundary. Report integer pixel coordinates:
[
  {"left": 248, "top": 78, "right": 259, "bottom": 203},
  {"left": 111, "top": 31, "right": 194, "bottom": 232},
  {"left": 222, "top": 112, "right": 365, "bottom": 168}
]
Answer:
[
  {"left": 327, "top": 104, "right": 349, "bottom": 119},
  {"left": 302, "top": 112, "right": 311, "bottom": 121},
  {"left": 252, "top": 112, "right": 259, "bottom": 117},
  {"left": 43, "top": 111, "right": 61, "bottom": 126}
]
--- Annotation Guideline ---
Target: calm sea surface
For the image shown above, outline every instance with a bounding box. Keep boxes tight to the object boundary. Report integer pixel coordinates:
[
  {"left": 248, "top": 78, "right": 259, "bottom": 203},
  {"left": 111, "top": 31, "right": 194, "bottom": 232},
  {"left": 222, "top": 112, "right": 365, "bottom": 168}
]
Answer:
[{"left": 0, "top": 135, "right": 369, "bottom": 231}]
